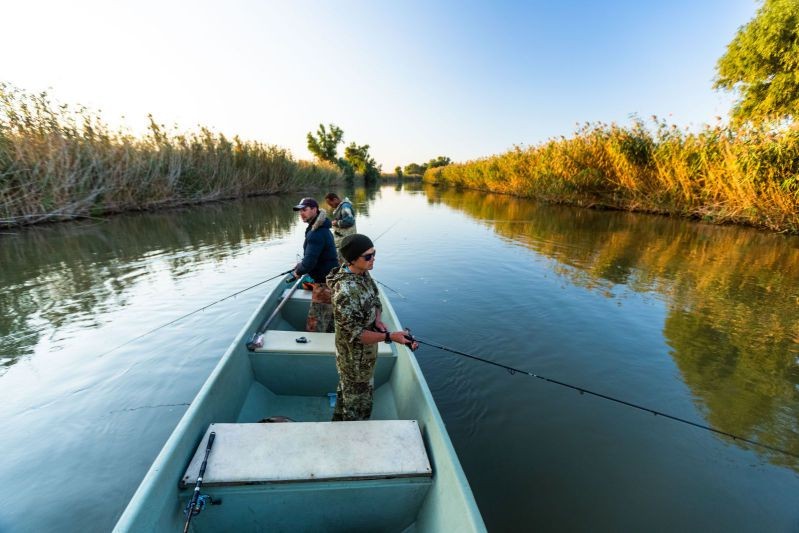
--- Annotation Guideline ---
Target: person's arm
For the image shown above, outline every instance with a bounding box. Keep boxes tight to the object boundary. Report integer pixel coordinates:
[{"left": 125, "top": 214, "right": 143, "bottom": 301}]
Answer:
[
  {"left": 374, "top": 309, "right": 386, "bottom": 333},
  {"left": 295, "top": 232, "right": 322, "bottom": 276},
  {"left": 360, "top": 329, "right": 414, "bottom": 346},
  {"left": 337, "top": 205, "right": 355, "bottom": 228},
  {"left": 369, "top": 305, "right": 414, "bottom": 348}
]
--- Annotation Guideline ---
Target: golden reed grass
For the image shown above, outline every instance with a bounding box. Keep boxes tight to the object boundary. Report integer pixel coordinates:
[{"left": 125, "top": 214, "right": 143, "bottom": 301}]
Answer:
[
  {"left": 0, "top": 83, "right": 342, "bottom": 227},
  {"left": 424, "top": 118, "right": 799, "bottom": 233}
]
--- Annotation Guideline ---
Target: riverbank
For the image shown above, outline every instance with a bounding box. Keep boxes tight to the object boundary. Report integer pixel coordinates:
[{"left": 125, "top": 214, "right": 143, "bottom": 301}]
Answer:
[
  {"left": 423, "top": 119, "right": 799, "bottom": 234},
  {"left": 0, "top": 83, "right": 342, "bottom": 228}
]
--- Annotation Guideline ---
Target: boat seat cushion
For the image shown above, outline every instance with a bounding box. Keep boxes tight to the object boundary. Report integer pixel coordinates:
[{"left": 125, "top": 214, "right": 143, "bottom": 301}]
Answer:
[
  {"left": 254, "top": 330, "right": 393, "bottom": 356},
  {"left": 180, "top": 421, "right": 432, "bottom": 487}
]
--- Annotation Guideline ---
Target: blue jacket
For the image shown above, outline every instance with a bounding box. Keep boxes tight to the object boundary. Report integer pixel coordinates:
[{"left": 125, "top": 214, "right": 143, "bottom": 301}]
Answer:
[{"left": 296, "top": 210, "right": 338, "bottom": 283}]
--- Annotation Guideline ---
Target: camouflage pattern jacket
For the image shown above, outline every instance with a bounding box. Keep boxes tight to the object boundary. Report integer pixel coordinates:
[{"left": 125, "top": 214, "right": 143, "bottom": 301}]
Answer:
[
  {"left": 326, "top": 266, "right": 382, "bottom": 382},
  {"left": 331, "top": 198, "right": 357, "bottom": 240}
]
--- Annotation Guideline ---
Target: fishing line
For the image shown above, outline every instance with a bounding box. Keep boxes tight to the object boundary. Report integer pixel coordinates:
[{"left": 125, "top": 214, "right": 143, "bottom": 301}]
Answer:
[
  {"left": 375, "top": 279, "right": 406, "bottom": 299},
  {"left": 95, "top": 268, "right": 293, "bottom": 358},
  {"left": 414, "top": 336, "right": 799, "bottom": 460},
  {"left": 373, "top": 218, "right": 402, "bottom": 242},
  {"left": 370, "top": 218, "right": 405, "bottom": 297}
]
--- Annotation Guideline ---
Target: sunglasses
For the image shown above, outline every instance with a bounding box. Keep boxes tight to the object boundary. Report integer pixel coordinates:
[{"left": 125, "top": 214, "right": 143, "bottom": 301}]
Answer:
[{"left": 360, "top": 251, "right": 376, "bottom": 261}]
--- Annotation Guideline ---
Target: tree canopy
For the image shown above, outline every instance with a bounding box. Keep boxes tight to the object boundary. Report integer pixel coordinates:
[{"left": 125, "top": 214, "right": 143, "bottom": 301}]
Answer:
[
  {"left": 403, "top": 156, "right": 451, "bottom": 176},
  {"left": 344, "top": 142, "right": 380, "bottom": 183},
  {"left": 427, "top": 155, "right": 452, "bottom": 169},
  {"left": 306, "top": 124, "right": 381, "bottom": 182},
  {"left": 403, "top": 162, "right": 426, "bottom": 176},
  {"left": 306, "top": 124, "right": 344, "bottom": 163},
  {"left": 714, "top": 0, "right": 799, "bottom": 125}
]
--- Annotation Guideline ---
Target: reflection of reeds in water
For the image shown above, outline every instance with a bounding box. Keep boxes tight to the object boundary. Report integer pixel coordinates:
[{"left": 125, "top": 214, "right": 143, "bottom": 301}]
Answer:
[
  {"left": 0, "top": 195, "right": 298, "bottom": 371},
  {"left": 431, "top": 185, "right": 799, "bottom": 467},
  {"left": 425, "top": 119, "right": 799, "bottom": 233},
  {"left": 0, "top": 83, "right": 342, "bottom": 227}
]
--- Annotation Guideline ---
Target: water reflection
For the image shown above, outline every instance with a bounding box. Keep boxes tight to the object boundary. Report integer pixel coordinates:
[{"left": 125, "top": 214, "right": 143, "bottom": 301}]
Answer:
[
  {"left": 0, "top": 195, "right": 298, "bottom": 374},
  {"left": 426, "top": 184, "right": 799, "bottom": 467}
]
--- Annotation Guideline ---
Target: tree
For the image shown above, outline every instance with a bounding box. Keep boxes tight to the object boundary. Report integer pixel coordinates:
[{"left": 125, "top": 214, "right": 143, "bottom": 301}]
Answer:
[
  {"left": 306, "top": 123, "right": 344, "bottom": 163},
  {"left": 403, "top": 162, "right": 427, "bottom": 176},
  {"left": 337, "top": 157, "right": 355, "bottom": 181},
  {"left": 714, "top": 0, "right": 799, "bottom": 125},
  {"left": 427, "top": 156, "right": 451, "bottom": 169},
  {"left": 344, "top": 142, "right": 381, "bottom": 184},
  {"left": 395, "top": 166, "right": 403, "bottom": 178}
]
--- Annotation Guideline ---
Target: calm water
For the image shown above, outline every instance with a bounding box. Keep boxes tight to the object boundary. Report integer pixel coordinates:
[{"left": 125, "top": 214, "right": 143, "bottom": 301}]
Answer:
[{"left": 1, "top": 184, "right": 798, "bottom": 532}]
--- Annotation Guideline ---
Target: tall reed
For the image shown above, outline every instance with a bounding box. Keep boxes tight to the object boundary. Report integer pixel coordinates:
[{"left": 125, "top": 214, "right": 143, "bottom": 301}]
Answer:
[
  {"left": 0, "top": 83, "right": 342, "bottom": 227},
  {"left": 425, "top": 118, "right": 799, "bottom": 233}
]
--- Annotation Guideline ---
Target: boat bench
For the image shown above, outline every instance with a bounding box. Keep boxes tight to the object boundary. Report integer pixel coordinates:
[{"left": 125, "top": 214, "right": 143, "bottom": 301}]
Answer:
[
  {"left": 179, "top": 421, "right": 433, "bottom": 531},
  {"left": 250, "top": 331, "right": 395, "bottom": 395}
]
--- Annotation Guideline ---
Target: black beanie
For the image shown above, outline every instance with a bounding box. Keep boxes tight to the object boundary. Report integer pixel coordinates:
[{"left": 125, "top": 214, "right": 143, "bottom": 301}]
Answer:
[{"left": 340, "top": 234, "right": 374, "bottom": 263}]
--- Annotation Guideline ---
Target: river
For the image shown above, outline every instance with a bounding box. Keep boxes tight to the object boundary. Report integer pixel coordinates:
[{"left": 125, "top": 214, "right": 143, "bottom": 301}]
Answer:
[{"left": 1, "top": 183, "right": 798, "bottom": 532}]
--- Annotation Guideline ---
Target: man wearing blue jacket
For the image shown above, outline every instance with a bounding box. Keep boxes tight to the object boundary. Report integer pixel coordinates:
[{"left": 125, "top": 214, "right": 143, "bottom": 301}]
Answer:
[{"left": 292, "top": 197, "right": 338, "bottom": 332}]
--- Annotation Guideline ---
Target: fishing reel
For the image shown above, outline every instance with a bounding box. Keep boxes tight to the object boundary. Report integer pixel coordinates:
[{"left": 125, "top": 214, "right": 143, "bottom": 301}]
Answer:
[
  {"left": 402, "top": 328, "right": 418, "bottom": 352},
  {"left": 184, "top": 494, "right": 221, "bottom": 518}
]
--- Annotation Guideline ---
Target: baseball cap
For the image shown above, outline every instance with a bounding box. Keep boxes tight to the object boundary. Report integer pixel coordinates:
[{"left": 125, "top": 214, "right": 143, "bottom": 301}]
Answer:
[{"left": 292, "top": 197, "right": 319, "bottom": 211}]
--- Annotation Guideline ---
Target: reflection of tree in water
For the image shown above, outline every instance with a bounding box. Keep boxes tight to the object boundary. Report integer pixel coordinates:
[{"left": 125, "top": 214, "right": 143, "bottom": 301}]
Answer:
[
  {"left": 428, "top": 184, "right": 799, "bottom": 468},
  {"left": 0, "top": 195, "right": 297, "bottom": 373}
]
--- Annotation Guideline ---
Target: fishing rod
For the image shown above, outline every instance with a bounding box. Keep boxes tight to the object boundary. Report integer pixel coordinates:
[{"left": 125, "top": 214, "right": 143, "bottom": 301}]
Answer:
[
  {"left": 375, "top": 279, "right": 406, "bottom": 300},
  {"left": 183, "top": 431, "right": 216, "bottom": 533},
  {"left": 95, "top": 268, "right": 293, "bottom": 358},
  {"left": 246, "top": 276, "right": 304, "bottom": 350},
  {"left": 414, "top": 336, "right": 799, "bottom": 461}
]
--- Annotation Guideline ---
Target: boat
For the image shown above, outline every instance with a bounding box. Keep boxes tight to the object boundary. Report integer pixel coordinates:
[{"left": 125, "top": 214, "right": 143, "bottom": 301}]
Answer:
[{"left": 114, "top": 275, "right": 486, "bottom": 532}]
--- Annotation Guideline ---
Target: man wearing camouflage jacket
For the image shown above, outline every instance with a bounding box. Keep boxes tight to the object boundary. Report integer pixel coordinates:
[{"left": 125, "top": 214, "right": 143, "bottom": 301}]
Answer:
[
  {"left": 327, "top": 233, "right": 417, "bottom": 421},
  {"left": 324, "top": 192, "right": 357, "bottom": 263}
]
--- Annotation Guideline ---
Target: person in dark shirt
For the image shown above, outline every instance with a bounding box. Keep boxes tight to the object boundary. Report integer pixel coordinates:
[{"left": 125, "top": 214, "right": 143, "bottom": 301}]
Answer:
[{"left": 292, "top": 197, "right": 338, "bottom": 332}]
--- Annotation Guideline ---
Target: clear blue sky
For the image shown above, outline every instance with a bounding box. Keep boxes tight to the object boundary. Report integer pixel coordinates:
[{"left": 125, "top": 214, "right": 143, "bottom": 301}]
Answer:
[{"left": 2, "top": 0, "right": 756, "bottom": 169}]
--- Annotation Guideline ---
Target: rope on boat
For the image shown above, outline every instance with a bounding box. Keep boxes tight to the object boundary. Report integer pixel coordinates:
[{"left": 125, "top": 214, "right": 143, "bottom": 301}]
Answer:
[
  {"left": 414, "top": 337, "right": 799, "bottom": 461},
  {"left": 95, "top": 268, "right": 293, "bottom": 358}
]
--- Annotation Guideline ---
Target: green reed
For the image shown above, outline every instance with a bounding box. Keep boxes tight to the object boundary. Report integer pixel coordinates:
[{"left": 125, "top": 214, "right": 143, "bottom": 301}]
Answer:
[
  {"left": 0, "top": 83, "right": 342, "bottom": 227},
  {"left": 425, "top": 118, "right": 799, "bottom": 233}
]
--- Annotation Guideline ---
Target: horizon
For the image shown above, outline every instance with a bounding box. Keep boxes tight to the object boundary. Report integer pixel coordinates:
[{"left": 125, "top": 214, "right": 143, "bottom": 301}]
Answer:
[{"left": 2, "top": 0, "right": 756, "bottom": 170}]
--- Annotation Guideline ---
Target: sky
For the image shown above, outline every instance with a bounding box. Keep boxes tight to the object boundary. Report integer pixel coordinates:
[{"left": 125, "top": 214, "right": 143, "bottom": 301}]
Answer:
[{"left": 2, "top": 0, "right": 757, "bottom": 170}]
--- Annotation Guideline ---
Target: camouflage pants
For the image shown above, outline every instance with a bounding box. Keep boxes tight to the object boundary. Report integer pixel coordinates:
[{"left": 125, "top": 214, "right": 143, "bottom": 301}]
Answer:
[
  {"left": 306, "top": 283, "right": 334, "bottom": 333},
  {"left": 331, "top": 345, "right": 378, "bottom": 421},
  {"left": 331, "top": 379, "right": 374, "bottom": 421}
]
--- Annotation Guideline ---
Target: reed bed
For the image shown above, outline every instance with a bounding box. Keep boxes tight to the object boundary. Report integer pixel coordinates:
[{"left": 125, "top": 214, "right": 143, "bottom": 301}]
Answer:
[
  {"left": 424, "top": 119, "right": 799, "bottom": 233},
  {"left": 0, "top": 83, "right": 342, "bottom": 227}
]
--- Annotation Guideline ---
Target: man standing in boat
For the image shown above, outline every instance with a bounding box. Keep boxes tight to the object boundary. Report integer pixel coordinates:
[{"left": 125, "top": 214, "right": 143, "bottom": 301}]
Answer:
[
  {"left": 327, "top": 234, "right": 418, "bottom": 421},
  {"left": 324, "top": 192, "right": 357, "bottom": 263},
  {"left": 292, "top": 197, "right": 338, "bottom": 332}
]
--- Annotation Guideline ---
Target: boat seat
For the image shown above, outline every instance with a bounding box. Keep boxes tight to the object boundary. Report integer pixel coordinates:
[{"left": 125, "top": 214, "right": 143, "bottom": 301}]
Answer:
[
  {"left": 180, "top": 421, "right": 432, "bottom": 488},
  {"left": 253, "top": 330, "right": 393, "bottom": 356},
  {"left": 249, "top": 331, "right": 395, "bottom": 395},
  {"left": 282, "top": 288, "right": 312, "bottom": 301}
]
